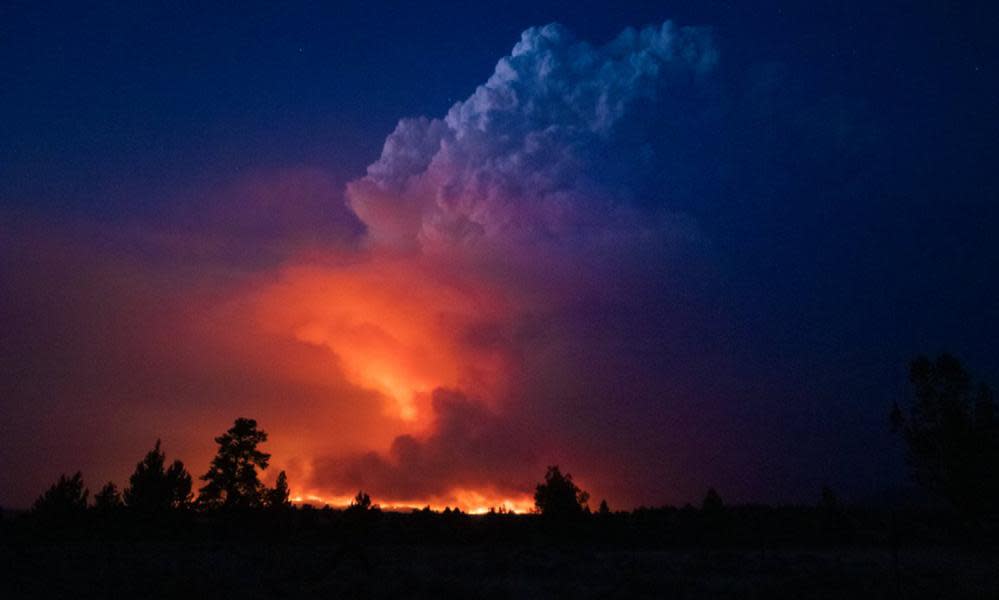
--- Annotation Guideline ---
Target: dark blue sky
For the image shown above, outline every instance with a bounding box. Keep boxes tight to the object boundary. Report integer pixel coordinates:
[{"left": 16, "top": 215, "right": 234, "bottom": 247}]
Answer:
[
  {"left": 5, "top": 1, "right": 993, "bottom": 212},
  {"left": 1, "top": 0, "right": 997, "bottom": 507}
]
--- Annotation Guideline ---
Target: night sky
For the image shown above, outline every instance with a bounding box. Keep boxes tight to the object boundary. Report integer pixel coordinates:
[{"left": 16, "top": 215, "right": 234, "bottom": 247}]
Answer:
[{"left": 2, "top": 0, "right": 997, "bottom": 511}]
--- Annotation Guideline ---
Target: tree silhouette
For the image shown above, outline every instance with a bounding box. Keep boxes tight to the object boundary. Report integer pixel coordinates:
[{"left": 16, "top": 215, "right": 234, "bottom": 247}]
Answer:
[
  {"left": 198, "top": 418, "right": 271, "bottom": 509},
  {"left": 819, "top": 486, "right": 840, "bottom": 512},
  {"left": 123, "top": 440, "right": 193, "bottom": 512},
  {"left": 534, "top": 466, "right": 589, "bottom": 518},
  {"left": 93, "top": 481, "right": 123, "bottom": 511},
  {"left": 598, "top": 499, "right": 611, "bottom": 516},
  {"left": 33, "top": 472, "right": 88, "bottom": 521},
  {"left": 265, "top": 470, "right": 291, "bottom": 509},
  {"left": 348, "top": 490, "right": 373, "bottom": 512},
  {"left": 702, "top": 488, "right": 724, "bottom": 512},
  {"left": 891, "top": 354, "right": 999, "bottom": 515}
]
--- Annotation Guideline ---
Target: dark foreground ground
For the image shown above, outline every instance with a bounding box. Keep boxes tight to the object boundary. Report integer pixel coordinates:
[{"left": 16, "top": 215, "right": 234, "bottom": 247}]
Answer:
[
  {"left": 3, "top": 541, "right": 998, "bottom": 599},
  {"left": 4, "top": 506, "right": 999, "bottom": 598}
]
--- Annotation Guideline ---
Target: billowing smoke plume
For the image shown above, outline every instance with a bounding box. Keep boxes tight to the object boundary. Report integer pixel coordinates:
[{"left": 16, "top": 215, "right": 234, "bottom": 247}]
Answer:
[
  {"left": 0, "top": 21, "right": 732, "bottom": 510},
  {"left": 312, "top": 389, "right": 539, "bottom": 505},
  {"left": 348, "top": 22, "right": 717, "bottom": 251},
  {"left": 306, "top": 22, "right": 725, "bottom": 507}
]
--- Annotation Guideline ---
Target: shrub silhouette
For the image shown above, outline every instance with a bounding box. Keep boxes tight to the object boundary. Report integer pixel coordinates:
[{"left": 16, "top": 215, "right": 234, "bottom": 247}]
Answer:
[
  {"left": 33, "top": 472, "right": 88, "bottom": 522},
  {"left": 93, "top": 481, "right": 123, "bottom": 512},
  {"left": 123, "top": 440, "right": 193, "bottom": 512},
  {"left": 598, "top": 499, "right": 611, "bottom": 515},
  {"left": 702, "top": 488, "right": 724, "bottom": 512},
  {"left": 265, "top": 470, "right": 291, "bottom": 509},
  {"left": 347, "top": 490, "right": 373, "bottom": 513},
  {"left": 534, "top": 465, "right": 589, "bottom": 518},
  {"left": 198, "top": 418, "right": 271, "bottom": 509},
  {"left": 820, "top": 486, "right": 840, "bottom": 512},
  {"left": 891, "top": 354, "right": 999, "bottom": 515}
]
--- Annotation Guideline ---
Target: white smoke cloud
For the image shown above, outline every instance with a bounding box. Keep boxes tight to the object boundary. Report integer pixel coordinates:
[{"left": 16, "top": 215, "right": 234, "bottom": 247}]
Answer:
[{"left": 347, "top": 22, "right": 717, "bottom": 251}]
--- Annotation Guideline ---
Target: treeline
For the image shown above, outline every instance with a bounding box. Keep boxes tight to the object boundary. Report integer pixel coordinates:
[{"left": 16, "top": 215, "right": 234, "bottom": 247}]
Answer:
[
  {"left": 2, "top": 480, "right": 986, "bottom": 549},
  {"left": 28, "top": 418, "right": 292, "bottom": 526},
  {"left": 5, "top": 353, "right": 999, "bottom": 547},
  {"left": 4, "top": 446, "right": 995, "bottom": 550}
]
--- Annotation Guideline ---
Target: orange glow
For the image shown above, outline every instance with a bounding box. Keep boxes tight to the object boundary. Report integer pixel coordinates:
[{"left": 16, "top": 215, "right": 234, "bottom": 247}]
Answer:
[
  {"left": 230, "top": 251, "right": 534, "bottom": 508},
  {"left": 289, "top": 487, "right": 535, "bottom": 514},
  {"left": 252, "top": 255, "right": 512, "bottom": 424},
  {"left": 444, "top": 488, "right": 536, "bottom": 514},
  {"left": 0, "top": 173, "right": 619, "bottom": 511}
]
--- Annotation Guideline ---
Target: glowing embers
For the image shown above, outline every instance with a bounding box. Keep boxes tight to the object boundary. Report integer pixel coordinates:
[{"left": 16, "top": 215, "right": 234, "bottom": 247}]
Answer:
[
  {"left": 446, "top": 488, "right": 535, "bottom": 514},
  {"left": 289, "top": 487, "right": 535, "bottom": 514}
]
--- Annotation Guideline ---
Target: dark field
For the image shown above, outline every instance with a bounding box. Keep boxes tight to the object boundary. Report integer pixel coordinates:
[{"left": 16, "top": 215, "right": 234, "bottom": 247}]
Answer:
[
  {"left": 3, "top": 508, "right": 998, "bottom": 599},
  {"left": 3, "top": 541, "right": 998, "bottom": 598}
]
